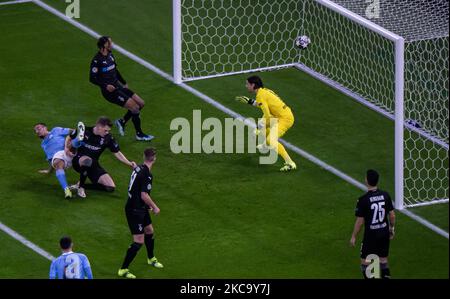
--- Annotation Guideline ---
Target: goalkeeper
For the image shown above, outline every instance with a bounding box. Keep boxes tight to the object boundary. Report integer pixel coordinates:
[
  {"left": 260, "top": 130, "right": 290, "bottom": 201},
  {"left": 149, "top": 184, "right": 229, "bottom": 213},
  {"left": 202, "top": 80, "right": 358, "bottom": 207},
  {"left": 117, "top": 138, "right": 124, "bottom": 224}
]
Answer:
[{"left": 236, "top": 76, "right": 296, "bottom": 172}]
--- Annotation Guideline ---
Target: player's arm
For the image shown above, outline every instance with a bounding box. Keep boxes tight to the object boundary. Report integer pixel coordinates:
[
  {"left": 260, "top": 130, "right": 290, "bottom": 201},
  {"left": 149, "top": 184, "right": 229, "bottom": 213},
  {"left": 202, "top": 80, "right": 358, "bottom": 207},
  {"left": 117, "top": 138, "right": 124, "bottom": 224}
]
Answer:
[
  {"left": 64, "top": 132, "right": 76, "bottom": 157},
  {"left": 89, "top": 58, "right": 107, "bottom": 89},
  {"left": 141, "top": 192, "right": 160, "bottom": 215},
  {"left": 112, "top": 54, "right": 127, "bottom": 87},
  {"left": 386, "top": 193, "right": 396, "bottom": 239},
  {"left": 350, "top": 217, "right": 365, "bottom": 247},
  {"left": 116, "top": 69, "right": 127, "bottom": 86},
  {"left": 49, "top": 260, "right": 57, "bottom": 279},
  {"left": 350, "top": 197, "right": 365, "bottom": 247},
  {"left": 39, "top": 161, "right": 53, "bottom": 174},
  {"left": 81, "top": 255, "right": 93, "bottom": 279},
  {"left": 113, "top": 151, "right": 136, "bottom": 169},
  {"left": 258, "top": 101, "right": 272, "bottom": 127},
  {"left": 389, "top": 210, "right": 396, "bottom": 239},
  {"left": 108, "top": 137, "right": 135, "bottom": 168},
  {"left": 235, "top": 96, "right": 257, "bottom": 106}
]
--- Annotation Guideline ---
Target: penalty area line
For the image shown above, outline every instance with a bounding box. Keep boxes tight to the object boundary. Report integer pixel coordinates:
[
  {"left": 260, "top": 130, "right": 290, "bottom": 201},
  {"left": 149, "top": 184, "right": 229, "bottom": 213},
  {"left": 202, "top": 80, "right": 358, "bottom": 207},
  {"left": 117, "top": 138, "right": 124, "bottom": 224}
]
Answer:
[
  {"left": 0, "top": 0, "right": 32, "bottom": 6},
  {"left": 0, "top": 221, "right": 55, "bottom": 261}
]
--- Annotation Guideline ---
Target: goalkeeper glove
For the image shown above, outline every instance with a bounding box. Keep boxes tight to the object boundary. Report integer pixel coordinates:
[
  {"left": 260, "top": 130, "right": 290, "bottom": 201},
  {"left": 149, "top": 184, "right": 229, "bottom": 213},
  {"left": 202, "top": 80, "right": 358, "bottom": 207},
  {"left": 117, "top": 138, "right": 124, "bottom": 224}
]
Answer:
[{"left": 235, "top": 96, "right": 255, "bottom": 106}]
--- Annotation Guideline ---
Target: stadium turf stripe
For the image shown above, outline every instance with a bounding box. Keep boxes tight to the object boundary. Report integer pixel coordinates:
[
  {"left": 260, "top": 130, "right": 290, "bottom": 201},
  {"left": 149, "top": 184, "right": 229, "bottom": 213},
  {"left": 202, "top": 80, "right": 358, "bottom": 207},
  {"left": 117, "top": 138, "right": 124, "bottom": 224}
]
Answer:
[
  {"left": 11, "top": 0, "right": 448, "bottom": 241},
  {"left": 0, "top": 221, "right": 54, "bottom": 261}
]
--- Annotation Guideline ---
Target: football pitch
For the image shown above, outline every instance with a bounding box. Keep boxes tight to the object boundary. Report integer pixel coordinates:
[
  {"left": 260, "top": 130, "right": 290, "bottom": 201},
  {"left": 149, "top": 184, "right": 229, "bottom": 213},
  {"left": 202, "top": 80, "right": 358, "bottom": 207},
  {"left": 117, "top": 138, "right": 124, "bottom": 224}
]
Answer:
[{"left": 0, "top": 0, "right": 448, "bottom": 279}]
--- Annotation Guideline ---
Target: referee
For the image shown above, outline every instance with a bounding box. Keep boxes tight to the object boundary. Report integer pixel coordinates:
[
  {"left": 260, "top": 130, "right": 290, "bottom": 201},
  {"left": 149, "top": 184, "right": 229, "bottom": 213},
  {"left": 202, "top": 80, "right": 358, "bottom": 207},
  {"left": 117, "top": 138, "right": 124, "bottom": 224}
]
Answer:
[
  {"left": 89, "top": 36, "right": 153, "bottom": 141},
  {"left": 350, "top": 169, "right": 396, "bottom": 279},
  {"left": 118, "top": 148, "right": 163, "bottom": 279}
]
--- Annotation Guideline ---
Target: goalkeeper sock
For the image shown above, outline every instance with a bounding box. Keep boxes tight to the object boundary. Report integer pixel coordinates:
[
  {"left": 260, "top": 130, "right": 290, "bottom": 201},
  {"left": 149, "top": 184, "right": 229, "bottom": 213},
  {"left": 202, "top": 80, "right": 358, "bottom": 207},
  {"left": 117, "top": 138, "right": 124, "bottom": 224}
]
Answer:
[
  {"left": 277, "top": 143, "right": 293, "bottom": 164},
  {"left": 144, "top": 234, "right": 155, "bottom": 259},
  {"left": 380, "top": 263, "right": 391, "bottom": 279},
  {"left": 55, "top": 169, "right": 68, "bottom": 190},
  {"left": 121, "top": 242, "right": 142, "bottom": 269}
]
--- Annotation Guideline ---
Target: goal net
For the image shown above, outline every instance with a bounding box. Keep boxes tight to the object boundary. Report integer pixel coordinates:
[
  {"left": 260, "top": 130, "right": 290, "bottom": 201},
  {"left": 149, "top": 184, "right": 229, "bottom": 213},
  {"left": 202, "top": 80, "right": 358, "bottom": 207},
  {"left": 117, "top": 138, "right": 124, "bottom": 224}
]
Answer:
[{"left": 174, "top": 0, "right": 449, "bottom": 209}]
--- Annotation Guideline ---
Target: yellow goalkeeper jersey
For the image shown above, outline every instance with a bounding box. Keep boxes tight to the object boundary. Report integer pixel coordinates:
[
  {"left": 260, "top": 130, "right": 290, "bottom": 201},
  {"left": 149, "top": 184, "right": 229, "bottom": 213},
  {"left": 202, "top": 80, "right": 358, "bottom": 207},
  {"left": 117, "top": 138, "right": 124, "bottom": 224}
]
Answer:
[{"left": 255, "top": 88, "right": 293, "bottom": 121}]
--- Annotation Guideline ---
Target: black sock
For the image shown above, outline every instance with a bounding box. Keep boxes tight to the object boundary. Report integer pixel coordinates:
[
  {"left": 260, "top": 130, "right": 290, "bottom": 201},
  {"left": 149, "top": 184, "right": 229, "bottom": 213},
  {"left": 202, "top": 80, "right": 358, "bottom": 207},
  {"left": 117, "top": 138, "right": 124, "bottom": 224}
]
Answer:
[
  {"left": 121, "top": 242, "right": 142, "bottom": 269},
  {"left": 132, "top": 113, "right": 143, "bottom": 135},
  {"left": 79, "top": 167, "right": 89, "bottom": 188},
  {"left": 360, "top": 264, "right": 369, "bottom": 279},
  {"left": 144, "top": 234, "right": 155, "bottom": 259},
  {"left": 380, "top": 263, "right": 391, "bottom": 279},
  {"left": 122, "top": 110, "right": 133, "bottom": 125},
  {"left": 84, "top": 183, "right": 115, "bottom": 192}
]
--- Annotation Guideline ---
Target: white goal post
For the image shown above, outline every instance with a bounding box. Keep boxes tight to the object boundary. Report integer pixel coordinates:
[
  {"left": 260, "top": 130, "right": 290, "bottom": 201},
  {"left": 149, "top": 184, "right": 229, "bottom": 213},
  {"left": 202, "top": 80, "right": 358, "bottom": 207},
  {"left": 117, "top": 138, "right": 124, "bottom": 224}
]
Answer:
[{"left": 172, "top": 0, "right": 449, "bottom": 210}]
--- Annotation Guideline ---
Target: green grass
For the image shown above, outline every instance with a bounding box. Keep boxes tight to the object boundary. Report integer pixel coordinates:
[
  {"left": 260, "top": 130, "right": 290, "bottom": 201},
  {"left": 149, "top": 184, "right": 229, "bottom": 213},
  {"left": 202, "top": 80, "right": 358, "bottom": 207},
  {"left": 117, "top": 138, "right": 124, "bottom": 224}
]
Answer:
[{"left": 0, "top": 0, "right": 447, "bottom": 279}]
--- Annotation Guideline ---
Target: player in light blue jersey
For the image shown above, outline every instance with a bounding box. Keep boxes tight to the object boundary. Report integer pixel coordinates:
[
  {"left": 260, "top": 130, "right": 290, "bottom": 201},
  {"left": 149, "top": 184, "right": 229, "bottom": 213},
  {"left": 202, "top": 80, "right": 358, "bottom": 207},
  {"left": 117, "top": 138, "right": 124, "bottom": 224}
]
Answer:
[
  {"left": 49, "top": 236, "right": 93, "bottom": 279},
  {"left": 34, "top": 122, "right": 85, "bottom": 198}
]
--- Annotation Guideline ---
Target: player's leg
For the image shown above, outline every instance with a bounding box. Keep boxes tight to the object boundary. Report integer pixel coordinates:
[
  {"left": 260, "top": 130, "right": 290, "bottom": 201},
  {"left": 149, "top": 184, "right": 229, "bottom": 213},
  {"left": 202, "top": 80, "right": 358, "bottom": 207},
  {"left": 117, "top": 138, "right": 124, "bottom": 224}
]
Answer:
[
  {"left": 83, "top": 164, "right": 115, "bottom": 192},
  {"left": 144, "top": 221, "right": 163, "bottom": 268},
  {"left": 70, "top": 121, "right": 86, "bottom": 148},
  {"left": 379, "top": 257, "right": 390, "bottom": 279},
  {"left": 115, "top": 98, "right": 139, "bottom": 137},
  {"left": 118, "top": 211, "right": 145, "bottom": 279},
  {"left": 360, "top": 238, "right": 373, "bottom": 279},
  {"left": 116, "top": 88, "right": 153, "bottom": 141},
  {"left": 95, "top": 173, "right": 116, "bottom": 191},
  {"left": 266, "top": 118, "right": 296, "bottom": 172},
  {"left": 379, "top": 237, "right": 391, "bottom": 279},
  {"left": 76, "top": 155, "right": 93, "bottom": 198},
  {"left": 130, "top": 93, "right": 145, "bottom": 108},
  {"left": 118, "top": 234, "right": 143, "bottom": 279},
  {"left": 51, "top": 154, "right": 71, "bottom": 198}
]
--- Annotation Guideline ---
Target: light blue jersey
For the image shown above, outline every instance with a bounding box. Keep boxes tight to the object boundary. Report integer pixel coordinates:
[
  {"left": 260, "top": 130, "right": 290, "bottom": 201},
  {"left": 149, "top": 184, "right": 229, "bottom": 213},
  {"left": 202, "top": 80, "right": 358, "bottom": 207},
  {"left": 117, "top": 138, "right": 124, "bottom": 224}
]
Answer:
[
  {"left": 41, "top": 127, "right": 71, "bottom": 161},
  {"left": 49, "top": 252, "right": 93, "bottom": 279}
]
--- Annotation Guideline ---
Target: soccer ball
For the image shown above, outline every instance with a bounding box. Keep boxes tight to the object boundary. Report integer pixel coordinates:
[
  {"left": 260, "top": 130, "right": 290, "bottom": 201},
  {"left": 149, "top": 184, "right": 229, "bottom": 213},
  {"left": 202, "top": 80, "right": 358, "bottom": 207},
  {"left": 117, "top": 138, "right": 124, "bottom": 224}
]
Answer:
[{"left": 295, "top": 35, "right": 311, "bottom": 50}]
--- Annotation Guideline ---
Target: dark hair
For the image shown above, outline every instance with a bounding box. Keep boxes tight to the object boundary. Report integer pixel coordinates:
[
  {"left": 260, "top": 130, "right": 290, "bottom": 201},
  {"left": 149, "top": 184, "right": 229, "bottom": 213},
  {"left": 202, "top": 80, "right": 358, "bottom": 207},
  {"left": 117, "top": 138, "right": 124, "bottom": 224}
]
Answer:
[
  {"left": 97, "top": 36, "right": 110, "bottom": 49},
  {"left": 96, "top": 116, "right": 113, "bottom": 127},
  {"left": 59, "top": 236, "right": 72, "bottom": 250},
  {"left": 247, "top": 75, "right": 264, "bottom": 89},
  {"left": 144, "top": 148, "right": 156, "bottom": 162},
  {"left": 366, "top": 169, "right": 379, "bottom": 187},
  {"left": 34, "top": 122, "right": 46, "bottom": 128}
]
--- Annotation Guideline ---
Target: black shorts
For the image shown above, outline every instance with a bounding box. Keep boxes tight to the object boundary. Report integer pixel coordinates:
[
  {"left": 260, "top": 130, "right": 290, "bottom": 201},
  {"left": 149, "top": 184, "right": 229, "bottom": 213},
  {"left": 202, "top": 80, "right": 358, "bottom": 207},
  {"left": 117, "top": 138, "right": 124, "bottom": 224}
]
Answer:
[
  {"left": 125, "top": 208, "right": 152, "bottom": 235},
  {"left": 360, "top": 234, "right": 390, "bottom": 259},
  {"left": 72, "top": 155, "right": 108, "bottom": 184},
  {"left": 101, "top": 87, "right": 135, "bottom": 107}
]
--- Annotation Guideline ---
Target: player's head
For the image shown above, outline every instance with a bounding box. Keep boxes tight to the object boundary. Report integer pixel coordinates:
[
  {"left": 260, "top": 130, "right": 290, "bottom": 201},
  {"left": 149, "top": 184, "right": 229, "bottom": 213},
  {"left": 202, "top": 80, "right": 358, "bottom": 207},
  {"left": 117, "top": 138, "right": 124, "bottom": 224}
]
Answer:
[
  {"left": 95, "top": 116, "right": 113, "bottom": 137},
  {"left": 365, "top": 169, "right": 379, "bottom": 187},
  {"left": 144, "top": 147, "right": 157, "bottom": 163},
  {"left": 34, "top": 123, "right": 48, "bottom": 139},
  {"left": 59, "top": 236, "right": 73, "bottom": 251},
  {"left": 97, "top": 36, "right": 113, "bottom": 51},
  {"left": 246, "top": 75, "right": 264, "bottom": 92}
]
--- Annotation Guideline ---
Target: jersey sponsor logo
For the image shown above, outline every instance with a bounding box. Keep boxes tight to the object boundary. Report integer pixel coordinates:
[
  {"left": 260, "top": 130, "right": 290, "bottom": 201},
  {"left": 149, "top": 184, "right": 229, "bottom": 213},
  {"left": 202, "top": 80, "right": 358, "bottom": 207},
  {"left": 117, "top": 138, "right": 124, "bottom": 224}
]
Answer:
[
  {"left": 102, "top": 60, "right": 107, "bottom": 64},
  {"left": 92, "top": 67, "right": 98, "bottom": 73},
  {"left": 83, "top": 143, "right": 102, "bottom": 151},
  {"left": 118, "top": 96, "right": 125, "bottom": 102},
  {"left": 101, "top": 64, "right": 116, "bottom": 72},
  {"left": 100, "top": 138, "right": 104, "bottom": 145}
]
